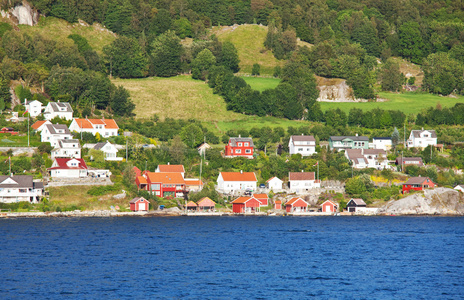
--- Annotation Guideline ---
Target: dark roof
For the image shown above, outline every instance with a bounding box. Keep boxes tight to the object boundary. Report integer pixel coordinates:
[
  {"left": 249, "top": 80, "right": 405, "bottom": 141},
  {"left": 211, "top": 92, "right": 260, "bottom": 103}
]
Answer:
[
  {"left": 58, "top": 139, "right": 80, "bottom": 148},
  {"left": 229, "top": 137, "right": 254, "bottom": 147},
  {"left": 345, "top": 149, "right": 368, "bottom": 165},
  {"left": 404, "top": 177, "right": 433, "bottom": 185},
  {"left": 33, "top": 181, "right": 44, "bottom": 189},
  {"left": 45, "top": 124, "right": 71, "bottom": 135},
  {"left": 48, "top": 102, "right": 73, "bottom": 113},
  {"left": 396, "top": 157, "right": 423, "bottom": 165},
  {"left": 290, "top": 135, "right": 316, "bottom": 143},
  {"left": 94, "top": 142, "right": 111, "bottom": 150},
  {"left": 363, "top": 149, "right": 387, "bottom": 155},
  {"left": 373, "top": 137, "right": 392, "bottom": 140},
  {"left": 0, "top": 175, "right": 33, "bottom": 188},
  {"left": 330, "top": 136, "right": 369, "bottom": 142},
  {"left": 289, "top": 172, "right": 315, "bottom": 181},
  {"left": 348, "top": 198, "right": 366, "bottom": 206},
  {"left": 411, "top": 129, "right": 437, "bottom": 138}
]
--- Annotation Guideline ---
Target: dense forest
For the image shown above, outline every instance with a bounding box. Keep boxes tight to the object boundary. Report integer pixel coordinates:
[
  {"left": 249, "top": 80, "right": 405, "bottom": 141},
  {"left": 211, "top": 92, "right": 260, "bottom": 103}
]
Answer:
[{"left": 0, "top": 0, "right": 463, "bottom": 122}]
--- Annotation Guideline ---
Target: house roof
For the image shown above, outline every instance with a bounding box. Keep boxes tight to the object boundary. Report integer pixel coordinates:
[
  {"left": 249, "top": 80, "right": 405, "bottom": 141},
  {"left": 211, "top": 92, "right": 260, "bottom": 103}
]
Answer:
[
  {"left": 73, "top": 118, "right": 119, "bottom": 129},
  {"left": 157, "top": 164, "right": 185, "bottom": 173},
  {"left": 290, "top": 135, "right": 316, "bottom": 143},
  {"left": 57, "top": 139, "right": 80, "bottom": 149},
  {"left": 31, "top": 120, "right": 50, "bottom": 130},
  {"left": 186, "top": 201, "right": 197, "bottom": 207},
  {"left": 231, "top": 196, "right": 257, "bottom": 204},
  {"left": 197, "top": 197, "right": 216, "bottom": 206},
  {"left": 33, "top": 181, "right": 44, "bottom": 189},
  {"left": 220, "top": 172, "right": 257, "bottom": 182},
  {"left": 229, "top": 137, "right": 254, "bottom": 147},
  {"left": 275, "top": 200, "right": 282, "bottom": 204},
  {"left": 321, "top": 200, "right": 337, "bottom": 207},
  {"left": 133, "top": 166, "right": 142, "bottom": 177},
  {"left": 130, "top": 197, "right": 147, "bottom": 204},
  {"left": 396, "top": 157, "right": 423, "bottom": 164},
  {"left": 45, "top": 124, "right": 71, "bottom": 135},
  {"left": 363, "top": 149, "right": 387, "bottom": 155},
  {"left": 47, "top": 158, "right": 88, "bottom": 170},
  {"left": 349, "top": 198, "right": 366, "bottom": 206},
  {"left": 47, "top": 102, "right": 73, "bottom": 113},
  {"left": 411, "top": 129, "right": 437, "bottom": 138},
  {"left": 345, "top": 149, "right": 367, "bottom": 165},
  {"left": 197, "top": 143, "right": 211, "bottom": 150},
  {"left": 330, "top": 135, "right": 369, "bottom": 142},
  {"left": 93, "top": 141, "right": 116, "bottom": 151},
  {"left": 0, "top": 175, "right": 33, "bottom": 188},
  {"left": 404, "top": 177, "right": 433, "bottom": 185},
  {"left": 286, "top": 197, "right": 308, "bottom": 206},
  {"left": 373, "top": 137, "right": 392, "bottom": 140},
  {"left": 266, "top": 177, "right": 281, "bottom": 182},
  {"left": 146, "top": 172, "right": 185, "bottom": 184},
  {"left": 184, "top": 179, "right": 203, "bottom": 186},
  {"left": 289, "top": 172, "right": 315, "bottom": 181},
  {"left": 136, "top": 176, "right": 147, "bottom": 184},
  {"left": 253, "top": 193, "right": 268, "bottom": 199}
]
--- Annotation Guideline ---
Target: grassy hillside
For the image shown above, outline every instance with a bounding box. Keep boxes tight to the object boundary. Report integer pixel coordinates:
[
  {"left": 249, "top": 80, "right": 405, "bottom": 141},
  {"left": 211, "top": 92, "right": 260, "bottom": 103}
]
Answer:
[
  {"left": 241, "top": 76, "right": 280, "bottom": 91},
  {"left": 18, "top": 17, "right": 116, "bottom": 54},
  {"left": 211, "top": 24, "right": 284, "bottom": 75}
]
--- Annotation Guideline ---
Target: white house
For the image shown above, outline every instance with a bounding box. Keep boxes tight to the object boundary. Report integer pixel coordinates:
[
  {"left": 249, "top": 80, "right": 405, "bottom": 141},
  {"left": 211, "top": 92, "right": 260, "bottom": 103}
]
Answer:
[
  {"left": 345, "top": 149, "right": 389, "bottom": 170},
  {"left": 407, "top": 129, "right": 437, "bottom": 149},
  {"left": 266, "top": 177, "right": 283, "bottom": 192},
  {"left": 0, "top": 175, "right": 43, "bottom": 203},
  {"left": 289, "top": 135, "right": 317, "bottom": 156},
  {"left": 48, "top": 158, "right": 88, "bottom": 178},
  {"left": 216, "top": 171, "right": 257, "bottom": 194},
  {"left": 372, "top": 137, "right": 392, "bottom": 151},
  {"left": 51, "top": 139, "right": 81, "bottom": 160},
  {"left": 24, "top": 100, "right": 43, "bottom": 118},
  {"left": 31, "top": 120, "right": 52, "bottom": 132},
  {"left": 197, "top": 143, "right": 211, "bottom": 156},
  {"left": 454, "top": 185, "right": 464, "bottom": 193},
  {"left": 93, "top": 141, "right": 122, "bottom": 161},
  {"left": 40, "top": 124, "right": 73, "bottom": 147},
  {"left": 69, "top": 118, "right": 119, "bottom": 137},
  {"left": 43, "top": 101, "right": 73, "bottom": 121},
  {"left": 288, "top": 171, "right": 320, "bottom": 194}
]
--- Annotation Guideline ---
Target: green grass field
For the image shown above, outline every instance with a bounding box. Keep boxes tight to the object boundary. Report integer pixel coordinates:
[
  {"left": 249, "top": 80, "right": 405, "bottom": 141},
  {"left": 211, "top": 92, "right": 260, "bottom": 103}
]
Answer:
[
  {"left": 0, "top": 133, "right": 41, "bottom": 147},
  {"left": 19, "top": 16, "right": 116, "bottom": 54},
  {"left": 319, "top": 92, "right": 464, "bottom": 114},
  {"left": 211, "top": 24, "right": 284, "bottom": 75},
  {"left": 241, "top": 76, "right": 281, "bottom": 91}
]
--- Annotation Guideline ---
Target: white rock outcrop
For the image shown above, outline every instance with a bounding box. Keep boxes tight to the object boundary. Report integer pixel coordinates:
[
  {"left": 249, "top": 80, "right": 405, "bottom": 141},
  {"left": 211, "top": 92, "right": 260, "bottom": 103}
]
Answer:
[
  {"left": 378, "top": 188, "right": 464, "bottom": 215},
  {"left": 11, "top": 3, "right": 39, "bottom": 26}
]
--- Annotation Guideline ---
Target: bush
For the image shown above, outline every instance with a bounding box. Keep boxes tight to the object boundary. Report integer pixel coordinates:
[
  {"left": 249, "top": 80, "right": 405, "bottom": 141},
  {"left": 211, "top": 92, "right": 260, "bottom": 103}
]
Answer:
[
  {"left": 252, "top": 63, "right": 260, "bottom": 76},
  {"left": 87, "top": 185, "right": 120, "bottom": 196}
]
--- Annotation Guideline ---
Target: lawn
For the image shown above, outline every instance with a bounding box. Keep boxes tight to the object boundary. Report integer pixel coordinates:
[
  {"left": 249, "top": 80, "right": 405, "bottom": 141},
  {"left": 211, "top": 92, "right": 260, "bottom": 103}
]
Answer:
[
  {"left": 211, "top": 24, "right": 284, "bottom": 75},
  {"left": 19, "top": 16, "right": 116, "bottom": 54},
  {"left": 0, "top": 133, "right": 41, "bottom": 147},
  {"left": 241, "top": 76, "right": 281, "bottom": 92},
  {"left": 319, "top": 92, "right": 464, "bottom": 114}
]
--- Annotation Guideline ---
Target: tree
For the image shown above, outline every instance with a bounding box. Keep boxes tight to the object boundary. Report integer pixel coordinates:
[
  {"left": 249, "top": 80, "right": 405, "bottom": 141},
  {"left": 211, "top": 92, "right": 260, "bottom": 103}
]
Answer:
[
  {"left": 380, "top": 58, "right": 403, "bottom": 92},
  {"left": 422, "top": 52, "right": 464, "bottom": 96},
  {"left": 110, "top": 85, "right": 135, "bottom": 116},
  {"left": 151, "top": 31, "right": 182, "bottom": 77},
  {"left": 398, "top": 22, "right": 425, "bottom": 64},
  {"left": 103, "top": 36, "right": 147, "bottom": 78},
  {"left": 0, "top": 75, "right": 10, "bottom": 111},
  {"left": 345, "top": 177, "right": 366, "bottom": 196},
  {"left": 252, "top": 63, "right": 260, "bottom": 76},
  {"left": 89, "top": 149, "right": 105, "bottom": 163},
  {"left": 391, "top": 127, "right": 400, "bottom": 147},
  {"left": 169, "top": 135, "right": 186, "bottom": 164},
  {"left": 220, "top": 41, "right": 240, "bottom": 73},
  {"left": 180, "top": 123, "right": 204, "bottom": 148},
  {"left": 191, "top": 49, "right": 216, "bottom": 80},
  {"left": 172, "top": 18, "right": 192, "bottom": 39}
]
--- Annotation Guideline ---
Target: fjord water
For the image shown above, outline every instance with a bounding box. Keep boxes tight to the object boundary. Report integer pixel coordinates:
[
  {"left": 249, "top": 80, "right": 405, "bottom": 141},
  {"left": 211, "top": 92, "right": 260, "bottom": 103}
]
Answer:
[{"left": 1, "top": 216, "right": 463, "bottom": 299}]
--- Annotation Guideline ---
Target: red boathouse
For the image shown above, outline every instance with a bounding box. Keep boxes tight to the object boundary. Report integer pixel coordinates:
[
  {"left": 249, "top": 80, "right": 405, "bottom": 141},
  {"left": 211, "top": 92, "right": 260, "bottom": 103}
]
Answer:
[
  {"left": 130, "top": 197, "right": 149, "bottom": 212},
  {"left": 231, "top": 196, "right": 261, "bottom": 213},
  {"left": 285, "top": 197, "right": 309, "bottom": 213}
]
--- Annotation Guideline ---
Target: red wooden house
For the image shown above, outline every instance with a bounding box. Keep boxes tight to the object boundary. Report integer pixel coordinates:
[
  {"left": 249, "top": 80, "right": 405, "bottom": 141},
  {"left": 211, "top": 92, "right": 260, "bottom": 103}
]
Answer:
[
  {"left": 274, "top": 200, "right": 282, "bottom": 210},
  {"left": 285, "top": 197, "right": 309, "bottom": 213},
  {"left": 130, "top": 197, "right": 149, "bottom": 212},
  {"left": 402, "top": 176, "right": 436, "bottom": 194},
  {"left": 224, "top": 137, "right": 254, "bottom": 159},
  {"left": 231, "top": 196, "right": 261, "bottom": 213},
  {"left": 141, "top": 172, "right": 186, "bottom": 198},
  {"left": 253, "top": 193, "right": 269, "bottom": 206},
  {"left": 321, "top": 200, "right": 338, "bottom": 213},
  {"left": 197, "top": 197, "right": 216, "bottom": 211}
]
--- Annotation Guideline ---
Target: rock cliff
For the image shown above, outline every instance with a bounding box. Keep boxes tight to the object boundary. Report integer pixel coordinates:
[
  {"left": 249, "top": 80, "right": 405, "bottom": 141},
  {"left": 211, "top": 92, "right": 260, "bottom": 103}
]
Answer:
[
  {"left": 1, "top": 2, "right": 39, "bottom": 26},
  {"left": 377, "top": 188, "right": 464, "bottom": 215}
]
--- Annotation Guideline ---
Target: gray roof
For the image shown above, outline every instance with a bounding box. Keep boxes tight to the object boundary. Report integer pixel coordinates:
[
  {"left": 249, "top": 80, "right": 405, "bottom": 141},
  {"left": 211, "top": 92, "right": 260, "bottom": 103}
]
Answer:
[
  {"left": 363, "top": 149, "right": 386, "bottom": 155},
  {"left": 373, "top": 137, "right": 391, "bottom": 140},
  {"left": 48, "top": 102, "right": 73, "bottom": 113},
  {"left": 330, "top": 136, "right": 369, "bottom": 142},
  {"left": 229, "top": 137, "right": 254, "bottom": 147},
  {"left": 33, "top": 181, "right": 44, "bottom": 189},
  {"left": 348, "top": 198, "right": 366, "bottom": 206},
  {"left": 94, "top": 142, "right": 110, "bottom": 150},
  {"left": 345, "top": 149, "right": 368, "bottom": 165},
  {"left": 45, "top": 124, "right": 71, "bottom": 135},
  {"left": 130, "top": 197, "right": 147, "bottom": 204},
  {"left": 411, "top": 129, "right": 437, "bottom": 138},
  {"left": 58, "top": 139, "right": 80, "bottom": 148},
  {"left": 291, "top": 135, "right": 315, "bottom": 142},
  {"left": 404, "top": 177, "right": 433, "bottom": 185},
  {"left": 0, "top": 175, "right": 33, "bottom": 188}
]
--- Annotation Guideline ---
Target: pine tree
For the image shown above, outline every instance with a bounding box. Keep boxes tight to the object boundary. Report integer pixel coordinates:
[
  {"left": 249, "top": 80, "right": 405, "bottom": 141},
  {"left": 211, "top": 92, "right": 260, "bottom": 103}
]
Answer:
[{"left": 391, "top": 127, "right": 400, "bottom": 147}]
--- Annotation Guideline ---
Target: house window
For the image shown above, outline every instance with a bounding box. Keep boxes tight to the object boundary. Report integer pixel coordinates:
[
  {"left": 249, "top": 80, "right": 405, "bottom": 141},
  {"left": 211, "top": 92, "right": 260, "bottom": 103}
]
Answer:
[
  {"left": 298, "top": 148, "right": 303, "bottom": 151},
  {"left": 235, "top": 149, "right": 241, "bottom": 154},
  {"left": 245, "top": 149, "right": 251, "bottom": 154},
  {"left": 238, "top": 143, "right": 242, "bottom": 147},
  {"left": 244, "top": 142, "right": 248, "bottom": 146}
]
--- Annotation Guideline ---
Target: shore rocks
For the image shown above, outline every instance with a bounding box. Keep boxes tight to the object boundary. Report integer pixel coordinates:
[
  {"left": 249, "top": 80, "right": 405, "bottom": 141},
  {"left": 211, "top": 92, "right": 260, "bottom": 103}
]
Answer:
[{"left": 378, "top": 188, "right": 464, "bottom": 215}]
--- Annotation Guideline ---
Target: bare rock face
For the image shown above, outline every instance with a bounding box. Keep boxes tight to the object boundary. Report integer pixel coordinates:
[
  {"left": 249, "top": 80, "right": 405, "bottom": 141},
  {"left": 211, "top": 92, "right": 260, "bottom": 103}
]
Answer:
[
  {"left": 316, "top": 79, "right": 368, "bottom": 102},
  {"left": 10, "top": 3, "right": 39, "bottom": 26},
  {"left": 378, "top": 188, "right": 464, "bottom": 215}
]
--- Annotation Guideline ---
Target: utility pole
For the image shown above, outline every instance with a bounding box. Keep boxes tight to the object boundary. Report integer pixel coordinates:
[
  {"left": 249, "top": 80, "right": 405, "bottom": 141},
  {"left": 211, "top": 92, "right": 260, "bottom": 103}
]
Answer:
[
  {"left": 402, "top": 151, "right": 404, "bottom": 173},
  {"left": 126, "top": 138, "right": 128, "bottom": 161}
]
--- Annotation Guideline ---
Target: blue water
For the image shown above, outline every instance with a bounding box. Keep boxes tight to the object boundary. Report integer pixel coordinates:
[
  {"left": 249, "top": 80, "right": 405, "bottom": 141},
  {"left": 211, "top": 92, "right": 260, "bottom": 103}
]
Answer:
[{"left": 0, "top": 216, "right": 463, "bottom": 299}]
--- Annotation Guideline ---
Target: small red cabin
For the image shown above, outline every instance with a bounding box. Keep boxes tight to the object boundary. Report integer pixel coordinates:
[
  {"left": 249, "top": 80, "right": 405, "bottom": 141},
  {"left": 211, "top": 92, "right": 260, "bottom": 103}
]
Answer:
[
  {"left": 402, "top": 176, "right": 436, "bottom": 194},
  {"left": 197, "top": 197, "right": 216, "bottom": 212},
  {"left": 285, "top": 197, "right": 309, "bottom": 213},
  {"left": 130, "top": 197, "right": 149, "bottom": 212},
  {"left": 253, "top": 193, "right": 268, "bottom": 206},
  {"left": 231, "top": 196, "right": 261, "bottom": 213},
  {"left": 321, "top": 200, "right": 338, "bottom": 213},
  {"left": 274, "top": 200, "right": 282, "bottom": 210}
]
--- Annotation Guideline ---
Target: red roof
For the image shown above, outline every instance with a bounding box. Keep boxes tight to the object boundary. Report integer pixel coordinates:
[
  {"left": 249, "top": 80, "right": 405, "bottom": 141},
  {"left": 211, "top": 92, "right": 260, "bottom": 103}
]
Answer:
[
  {"left": 133, "top": 166, "right": 142, "bottom": 177},
  {"left": 48, "top": 158, "right": 88, "bottom": 170},
  {"left": 289, "top": 172, "right": 315, "bottom": 181},
  {"left": 220, "top": 172, "right": 257, "bottom": 182},
  {"left": 136, "top": 176, "right": 147, "bottom": 185},
  {"left": 185, "top": 179, "right": 203, "bottom": 186},
  {"left": 321, "top": 200, "right": 336, "bottom": 207},
  {"left": 73, "top": 118, "right": 119, "bottom": 129},
  {"left": 253, "top": 193, "right": 268, "bottom": 199},
  {"left": 31, "top": 120, "right": 48, "bottom": 130},
  {"left": 286, "top": 197, "right": 308, "bottom": 207},
  {"left": 197, "top": 197, "right": 216, "bottom": 207},
  {"left": 157, "top": 164, "right": 185, "bottom": 173},
  {"left": 231, "top": 196, "right": 256, "bottom": 204},
  {"left": 146, "top": 172, "right": 185, "bottom": 184}
]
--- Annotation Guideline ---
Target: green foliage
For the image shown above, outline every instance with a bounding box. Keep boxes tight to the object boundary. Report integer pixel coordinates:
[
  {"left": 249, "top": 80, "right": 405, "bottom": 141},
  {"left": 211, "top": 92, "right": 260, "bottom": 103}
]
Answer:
[
  {"left": 151, "top": 31, "right": 182, "bottom": 77},
  {"left": 220, "top": 41, "right": 240, "bottom": 73},
  {"left": 87, "top": 185, "right": 121, "bottom": 196},
  {"left": 103, "top": 36, "right": 147, "bottom": 78},
  {"left": 380, "top": 58, "right": 403, "bottom": 92},
  {"left": 422, "top": 52, "right": 464, "bottom": 96},
  {"left": 191, "top": 49, "right": 216, "bottom": 80},
  {"left": 251, "top": 63, "right": 260, "bottom": 76},
  {"left": 345, "top": 177, "right": 367, "bottom": 196},
  {"left": 392, "top": 127, "right": 400, "bottom": 147},
  {"left": 398, "top": 22, "right": 425, "bottom": 64}
]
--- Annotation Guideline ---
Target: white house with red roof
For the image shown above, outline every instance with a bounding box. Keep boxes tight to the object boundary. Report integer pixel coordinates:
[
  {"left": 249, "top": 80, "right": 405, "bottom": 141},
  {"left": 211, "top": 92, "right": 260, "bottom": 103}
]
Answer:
[
  {"left": 266, "top": 177, "right": 283, "bottom": 192},
  {"left": 155, "top": 164, "right": 185, "bottom": 178},
  {"left": 48, "top": 158, "right": 88, "bottom": 178},
  {"left": 288, "top": 171, "right": 320, "bottom": 193},
  {"left": 216, "top": 171, "right": 257, "bottom": 193},
  {"left": 31, "top": 120, "right": 51, "bottom": 132},
  {"left": 69, "top": 118, "right": 119, "bottom": 137}
]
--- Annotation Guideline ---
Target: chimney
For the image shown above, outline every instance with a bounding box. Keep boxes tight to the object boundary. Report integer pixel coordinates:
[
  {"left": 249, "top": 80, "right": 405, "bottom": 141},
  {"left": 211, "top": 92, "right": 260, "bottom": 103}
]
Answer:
[
  {"left": 240, "top": 170, "right": 243, "bottom": 174},
  {"left": 301, "top": 170, "right": 303, "bottom": 172},
  {"left": 422, "top": 127, "right": 424, "bottom": 130},
  {"left": 355, "top": 133, "right": 358, "bottom": 137},
  {"left": 57, "top": 100, "right": 60, "bottom": 103},
  {"left": 167, "top": 162, "right": 170, "bottom": 165},
  {"left": 239, "top": 134, "right": 241, "bottom": 138}
]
